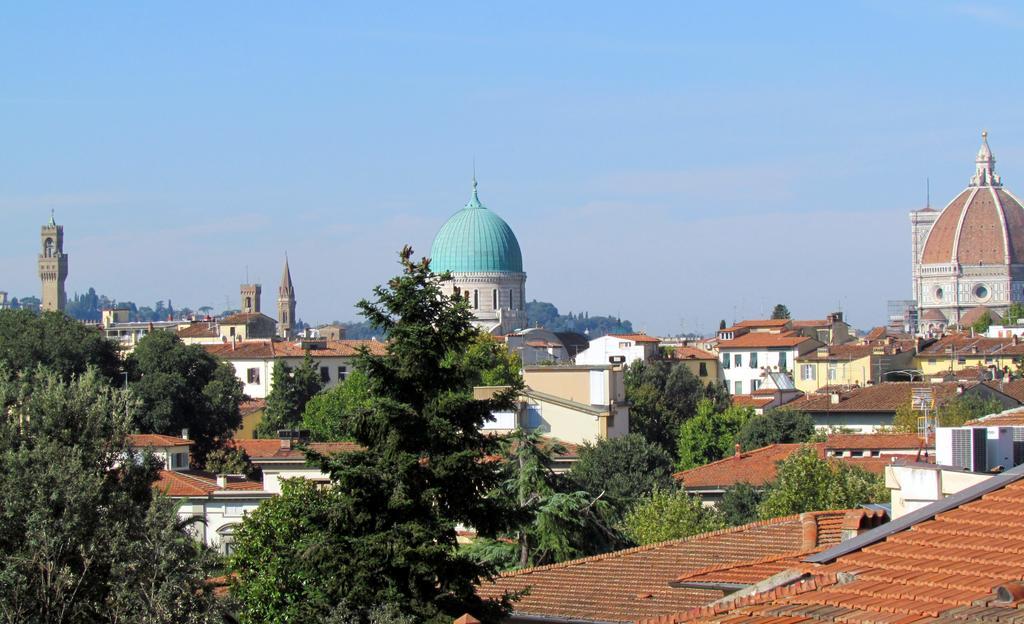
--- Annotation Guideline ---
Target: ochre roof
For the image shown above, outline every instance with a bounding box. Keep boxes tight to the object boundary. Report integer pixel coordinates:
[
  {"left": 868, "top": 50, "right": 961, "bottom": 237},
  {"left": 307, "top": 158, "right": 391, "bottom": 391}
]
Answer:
[
  {"left": 918, "top": 333, "right": 1024, "bottom": 357},
  {"left": 675, "top": 443, "right": 919, "bottom": 489},
  {"left": 666, "top": 346, "right": 717, "bottom": 361},
  {"left": 176, "top": 322, "right": 219, "bottom": 338},
  {"left": 478, "top": 511, "right": 854, "bottom": 623},
  {"left": 656, "top": 471, "right": 1024, "bottom": 623},
  {"left": 824, "top": 433, "right": 926, "bottom": 451},
  {"left": 229, "top": 439, "right": 362, "bottom": 460},
  {"left": 608, "top": 333, "right": 662, "bottom": 344},
  {"left": 220, "top": 312, "right": 276, "bottom": 325},
  {"left": 718, "top": 332, "right": 817, "bottom": 350},
  {"left": 153, "top": 470, "right": 264, "bottom": 497},
  {"left": 204, "top": 339, "right": 388, "bottom": 360},
  {"left": 128, "top": 433, "right": 194, "bottom": 447},
  {"left": 784, "top": 382, "right": 972, "bottom": 414}
]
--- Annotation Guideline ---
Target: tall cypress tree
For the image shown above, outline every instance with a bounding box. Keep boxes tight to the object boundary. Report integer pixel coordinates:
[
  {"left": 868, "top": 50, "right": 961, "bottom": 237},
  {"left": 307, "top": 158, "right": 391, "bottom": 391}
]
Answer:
[{"left": 232, "top": 247, "right": 518, "bottom": 623}]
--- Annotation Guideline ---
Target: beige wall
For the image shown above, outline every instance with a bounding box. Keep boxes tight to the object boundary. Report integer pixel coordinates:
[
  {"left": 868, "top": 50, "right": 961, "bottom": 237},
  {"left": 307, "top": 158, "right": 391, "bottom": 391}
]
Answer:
[
  {"left": 527, "top": 398, "right": 604, "bottom": 445},
  {"left": 524, "top": 367, "right": 591, "bottom": 403}
]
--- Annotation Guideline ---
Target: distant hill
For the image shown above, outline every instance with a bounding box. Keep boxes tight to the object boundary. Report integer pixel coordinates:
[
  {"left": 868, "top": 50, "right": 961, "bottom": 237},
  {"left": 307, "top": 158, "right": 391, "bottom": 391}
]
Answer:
[{"left": 525, "top": 300, "right": 633, "bottom": 337}]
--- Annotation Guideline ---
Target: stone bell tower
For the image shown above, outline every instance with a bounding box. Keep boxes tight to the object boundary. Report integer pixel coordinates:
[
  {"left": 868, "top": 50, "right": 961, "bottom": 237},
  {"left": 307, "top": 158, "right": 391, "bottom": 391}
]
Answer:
[
  {"left": 277, "top": 255, "right": 296, "bottom": 339},
  {"left": 38, "top": 211, "right": 68, "bottom": 312}
]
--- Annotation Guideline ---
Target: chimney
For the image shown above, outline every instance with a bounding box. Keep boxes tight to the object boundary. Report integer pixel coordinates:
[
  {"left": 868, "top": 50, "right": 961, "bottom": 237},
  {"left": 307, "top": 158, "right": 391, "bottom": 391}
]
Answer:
[
  {"left": 734, "top": 443, "right": 741, "bottom": 459},
  {"left": 181, "top": 428, "right": 189, "bottom": 440},
  {"left": 840, "top": 508, "right": 889, "bottom": 541},
  {"left": 830, "top": 391, "right": 841, "bottom": 404},
  {"left": 216, "top": 474, "right": 227, "bottom": 488},
  {"left": 1014, "top": 334, "right": 1020, "bottom": 346},
  {"left": 280, "top": 437, "right": 292, "bottom": 450}
]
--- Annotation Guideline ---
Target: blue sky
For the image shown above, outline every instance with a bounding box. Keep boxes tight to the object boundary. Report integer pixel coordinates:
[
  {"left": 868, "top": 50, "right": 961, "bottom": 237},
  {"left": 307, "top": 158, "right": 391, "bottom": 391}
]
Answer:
[{"left": 3, "top": 1, "right": 1024, "bottom": 334}]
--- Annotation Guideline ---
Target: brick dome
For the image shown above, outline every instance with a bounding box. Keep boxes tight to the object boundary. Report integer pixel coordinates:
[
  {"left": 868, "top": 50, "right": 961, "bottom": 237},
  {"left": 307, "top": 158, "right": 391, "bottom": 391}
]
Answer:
[{"left": 921, "top": 132, "right": 1024, "bottom": 265}]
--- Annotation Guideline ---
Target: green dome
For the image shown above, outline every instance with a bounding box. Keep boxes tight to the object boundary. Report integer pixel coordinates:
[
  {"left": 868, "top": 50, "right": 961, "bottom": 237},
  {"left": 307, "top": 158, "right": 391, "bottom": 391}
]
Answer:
[{"left": 430, "top": 180, "right": 524, "bottom": 274}]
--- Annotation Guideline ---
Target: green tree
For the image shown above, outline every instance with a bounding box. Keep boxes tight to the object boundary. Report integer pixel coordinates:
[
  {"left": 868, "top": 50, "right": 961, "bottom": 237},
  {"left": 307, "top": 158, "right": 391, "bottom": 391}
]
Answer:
[
  {"left": 460, "top": 331, "right": 522, "bottom": 387},
  {"left": 1005, "top": 303, "right": 1024, "bottom": 326},
  {"left": 735, "top": 409, "right": 815, "bottom": 451},
  {"left": 971, "top": 311, "right": 993, "bottom": 334},
  {"left": 232, "top": 247, "right": 517, "bottom": 623},
  {"left": 757, "top": 446, "right": 888, "bottom": 519},
  {"left": 622, "top": 489, "right": 725, "bottom": 545},
  {"left": 625, "top": 360, "right": 730, "bottom": 458},
  {"left": 204, "top": 445, "right": 257, "bottom": 478},
  {"left": 569, "top": 433, "right": 675, "bottom": 517},
  {"left": 771, "top": 304, "right": 791, "bottom": 320},
  {"left": 676, "top": 400, "right": 752, "bottom": 470},
  {"left": 0, "top": 309, "right": 120, "bottom": 381},
  {"left": 129, "top": 331, "right": 244, "bottom": 461},
  {"left": 719, "top": 482, "right": 763, "bottom": 527},
  {"left": 0, "top": 368, "right": 222, "bottom": 623},
  {"left": 256, "top": 353, "right": 324, "bottom": 438},
  {"left": 465, "top": 431, "right": 624, "bottom": 570},
  {"left": 301, "top": 368, "right": 373, "bottom": 441}
]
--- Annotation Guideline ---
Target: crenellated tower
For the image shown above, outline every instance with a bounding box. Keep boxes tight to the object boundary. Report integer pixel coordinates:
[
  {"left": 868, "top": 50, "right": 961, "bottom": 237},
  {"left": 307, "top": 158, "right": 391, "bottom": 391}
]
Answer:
[{"left": 38, "top": 211, "right": 68, "bottom": 312}]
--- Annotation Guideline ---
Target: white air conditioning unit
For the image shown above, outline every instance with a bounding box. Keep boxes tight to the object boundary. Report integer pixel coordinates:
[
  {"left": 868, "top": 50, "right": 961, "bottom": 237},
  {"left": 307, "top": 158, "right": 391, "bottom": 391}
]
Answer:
[{"left": 936, "top": 426, "right": 1014, "bottom": 472}]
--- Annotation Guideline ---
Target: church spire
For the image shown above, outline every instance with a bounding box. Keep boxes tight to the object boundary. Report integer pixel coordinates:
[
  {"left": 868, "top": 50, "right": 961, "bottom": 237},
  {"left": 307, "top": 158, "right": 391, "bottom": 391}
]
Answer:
[
  {"left": 971, "top": 130, "right": 1002, "bottom": 187},
  {"left": 277, "top": 254, "right": 296, "bottom": 339},
  {"left": 467, "top": 169, "right": 484, "bottom": 209}
]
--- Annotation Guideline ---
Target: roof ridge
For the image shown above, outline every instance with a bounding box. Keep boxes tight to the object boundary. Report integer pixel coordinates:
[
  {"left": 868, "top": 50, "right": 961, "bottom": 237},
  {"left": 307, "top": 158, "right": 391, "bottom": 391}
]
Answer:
[
  {"left": 494, "top": 514, "right": 806, "bottom": 579},
  {"left": 672, "top": 547, "right": 825, "bottom": 584},
  {"left": 673, "top": 443, "right": 803, "bottom": 479}
]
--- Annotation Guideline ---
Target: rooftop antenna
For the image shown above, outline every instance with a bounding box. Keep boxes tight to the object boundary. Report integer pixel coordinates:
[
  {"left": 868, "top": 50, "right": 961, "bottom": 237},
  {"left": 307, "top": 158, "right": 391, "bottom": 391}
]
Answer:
[
  {"left": 245, "top": 265, "right": 249, "bottom": 284},
  {"left": 926, "top": 177, "right": 930, "bottom": 209}
]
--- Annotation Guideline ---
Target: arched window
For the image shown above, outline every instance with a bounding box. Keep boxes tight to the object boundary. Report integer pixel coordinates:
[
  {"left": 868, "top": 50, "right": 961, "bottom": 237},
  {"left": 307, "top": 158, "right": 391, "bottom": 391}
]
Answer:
[
  {"left": 473, "top": 290, "right": 479, "bottom": 310},
  {"left": 493, "top": 289, "right": 498, "bottom": 309},
  {"left": 44, "top": 238, "right": 54, "bottom": 258}
]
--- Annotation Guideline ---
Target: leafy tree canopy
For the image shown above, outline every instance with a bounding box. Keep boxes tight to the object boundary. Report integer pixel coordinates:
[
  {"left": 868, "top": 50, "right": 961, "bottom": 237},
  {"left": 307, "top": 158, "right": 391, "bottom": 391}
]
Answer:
[
  {"left": 622, "top": 489, "right": 725, "bottom": 545},
  {"left": 971, "top": 311, "right": 993, "bottom": 334},
  {"left": 301, "top": 367, "right": 373, "bottom": 441},
  {"left": 525, "top": 300, "right": 632, "bottom": 336},
  {"left": 569, "top": 433, "right": 675, "bottom": 516},
  {"left": 676, "top": 400, "right": 752, "bottom": 470},
  {"left": 771, "top": 304, "right": 791, "bottom": 320},
  {"left": 128, "top": 331, "right": 244, "bottom": 461},
  {"left": 625, "top": 360, "right": 730, "bottom": 458},
  {"left": 0, "top": 367, "right": 222, "bottom": 623},
  {"left": 0, "top": 309, "right": 120, "bottom": 381},
  {"left": 892, "top": 394, "right": 1002, "bottom": 433},
  {"left": 735, "top": 409, "right": 815, "bottom": 451},
  {"left": 256, "top": 353, "right": 324, "bottom": 438},
  {"left": 1005, "top": 302, "right": 1024, "bottom": 326},
  {"left": 232, "top": 247, "right": 518, "bottom": 623},
  {"left": 719, "top": 482, "right": 764, "bottom": 527},
  {"left": 757, "top": 446, "right": 888, "bottom": 519}
]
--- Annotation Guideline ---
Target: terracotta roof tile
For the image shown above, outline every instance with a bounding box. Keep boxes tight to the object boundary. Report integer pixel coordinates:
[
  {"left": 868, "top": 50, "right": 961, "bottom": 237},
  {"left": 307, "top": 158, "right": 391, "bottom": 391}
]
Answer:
[
  {"left": 128, "top": 433, "right": 194, "bottom": 447},
  {"left": 479, "top": 512, "right": 852, "bottom": 622},
  {"left": 964, "top": 406, "right": 1024, "bottom": 426},
  {"left": 918, "top": 333, "right": 1024, "bottom": 357},
  {"left": 784, "top": 382, "right": 971, "bottom": 414},
  {"left": 665, "top": 346, "right": 717, "bottom": 361},
  {"left": 239, "top": 398, "right": 266, "bottom": 415},
  {"left": 650, "top": 470, "right": 1024, "bottom": 623},
  {"left": 824, "top": 433, "right": 926, "bottom": 452},
  {"left": 229, "top": 439, "right": 362, "bottom": 460},
  {"left": 719, "top": 332, "right": 818, "bottom": 350},
  {"left": 204, "top": 339, "right": 388, "bottom": 360},
  {"left": 609, "top": 333, "right": 661, "bottom": 344},
  {"left": 153, "top": 470, "right": 264, "bottom": 497},
  {"left": 732, "top": 394, "right": 776, "bottom": 408},
  {"left": 176, "top": 322, "right": 220, "bottom": 338}
]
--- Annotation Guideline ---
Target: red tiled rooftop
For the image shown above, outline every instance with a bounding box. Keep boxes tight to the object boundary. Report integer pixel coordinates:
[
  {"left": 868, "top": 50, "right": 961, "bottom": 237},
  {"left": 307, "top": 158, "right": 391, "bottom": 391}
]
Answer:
[
  {"left": 479, "top": 511, "right": 856, "bottom": 623},
  {"left": 824, "top": 433, "right": 926, "bottom": 451},
  {"left": 608, "top": 333, "right": 661, "bottom": 344},
  {"left": 239, "top": 398, "right": 266, "bottom": 415},
  {"left": 154, "top": 470, "right": 264, "bottom": 497},
  {"left": 784, "top": 382, "right": 973, "bottom": 413},
  {"left": 665, "top": 346, "right": 717, "bottom": 361},
  {"left": 918, "top": 333, "right": 1024, "bottom": 357},
  {"left": 718, "top": 332, "right": 817, "bottom": 350},
  {"left": 965, "top": 406, "right": 1024, "bottom": 427},
  {"left": 128, "top": 433, "right": 194, "bottom": 447},
  {"left": 229, "top": 439, "right": 362, "bottom": 460},
  {"left": 204, "top": 339, "right": 388, "bottom": 360},
  {"left": 653, "top": 468, "right": 1024, "bottom": 623},
  {"left": 176, "top": 322, "right": 219, "bottom": 338},
  {"left": 731, "top": 394, "right": 775, "bottom": 409}
]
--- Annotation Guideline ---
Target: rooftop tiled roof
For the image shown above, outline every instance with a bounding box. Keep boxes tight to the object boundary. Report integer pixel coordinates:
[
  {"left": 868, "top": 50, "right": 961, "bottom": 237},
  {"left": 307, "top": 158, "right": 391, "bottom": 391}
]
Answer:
[
  {"left": 675, "top": 443, "right": 916, "bottom": 490},
  {"left": 731, "top": 395, "right": 776, "bottom": 409},
  {"left": 229, "top": 439, "right": 362, "bottom": 461},
  {"left": 824, "top": 433, "right": 926, "bottom": 451},
  {"left": 176, "top": 322, "right": 219, "bottom": 338},
  {"left": 478, "top": 511, "right": 855, "bottom": 623},
  {"left": 153, "top": 470, "right": 265, "bottom": 497},
  {"left": 665, "top": 346, "right": 717, "bottom": 361},
  {"left": 220, "top": 312, "right": 276, "bottom": 325},
  {"left": 784, "top": 382, "right": 972, "bottom": 413},
  {"left": 983, "top": 379, "right": 1024, "bottom": 403},
  {"left": 918, "top": 333, "right": 1024, "bottom": 357},
  {"left": 608, "top": 333, "right": 661, "bottom": 344},
  {"left": 796, "top": 342, "right": 907, "bottom": 362},
  {"left": 734, "top": 320, "right": 793, "bottom": 329},
  {"left": 864, "top": 326, "right": 887, "bottom": 341},
  {"left": 239, "top": 398, "right": 266, "bottom": 415},
  {"left": 718, "top": 332, "right": 817, "bottom": 350},
  {"left": 204, "top": 339, "right": 388, "bottom": 360},
  {"left": 965, "top": 406, "right": 1024, "bottom": 426},
  {"left": 128, "top": 433, "right": 194, "bottom": 447},
  {"left": 657, "top": 466, "right": 1024, "bottom": 623},
  {"left": 960, "top": 306, "right": 1004, "bottom": 327}
]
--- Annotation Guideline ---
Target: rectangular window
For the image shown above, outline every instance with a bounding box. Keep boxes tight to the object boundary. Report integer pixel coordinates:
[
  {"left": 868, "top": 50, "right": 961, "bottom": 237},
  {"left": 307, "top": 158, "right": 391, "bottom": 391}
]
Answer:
[
  {"left": 751, "top": 379, "right": 761, "bottom": 391},
  {"left": 320, "top": 366, "right": 330, "bottom": 383},
  {"left": 722, "top": 354, "right": 731, "bottom": 369},
  {"left": 337, "top": 366, "right": 347, "bottom": 380},
  {"left": 246, "top": 367, "right": 260, "bottom": 384},
  {"left": 800, "top": 364, "right": 815, "bottom": 381},
  {"left": 827, "top": 364, "right": 837, "bottom": 381},
  {"left": 224, "top": 503, "right": 244, "bottom": 518},
  {"left": 750, "top": 352, "right": 758, "bottom": 368},
  {"left": 734, "top": 354, "right": 742, "bottom": 367},
  {"left": 778, "top": 352, "right": 788, "bottom": 371},
  {"left": 699, "top": 362, "right": 708, "bottom": 376},
  {"left": 957, "top": 357, "right": 967, "bottom": 364},
  {"left": 734, "top": 380, "right": 743, "bottom": 394}
]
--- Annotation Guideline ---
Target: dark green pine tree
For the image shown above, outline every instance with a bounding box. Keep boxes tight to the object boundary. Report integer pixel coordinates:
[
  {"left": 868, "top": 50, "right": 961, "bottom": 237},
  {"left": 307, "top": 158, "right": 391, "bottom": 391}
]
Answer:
[
  {"left": 256, "top": 352, "right": 324, "bottom": 438},
  {"left": 232, "top": 247, "right": 518, "bottom": 623}
]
